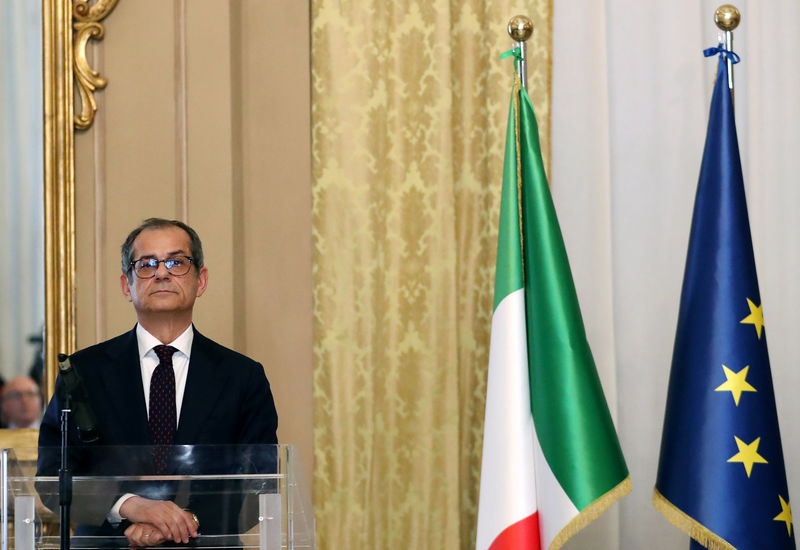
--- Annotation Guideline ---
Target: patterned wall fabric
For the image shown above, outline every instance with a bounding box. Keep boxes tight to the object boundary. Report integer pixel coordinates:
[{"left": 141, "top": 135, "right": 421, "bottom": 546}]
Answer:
[{"left": 311, "top": 2, "right": 551, "bottom": 548}]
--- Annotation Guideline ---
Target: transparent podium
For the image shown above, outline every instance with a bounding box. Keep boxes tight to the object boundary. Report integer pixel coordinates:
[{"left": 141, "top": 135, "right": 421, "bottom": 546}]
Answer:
[{"left": 0, "top": 444, "right": 314, "bottom": 549}]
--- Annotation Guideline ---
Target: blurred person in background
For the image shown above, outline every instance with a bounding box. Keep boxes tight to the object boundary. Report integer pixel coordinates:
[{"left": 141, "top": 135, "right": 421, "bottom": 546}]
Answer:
[{"left": 1, "top": 375, "right": 42, "bottom": 428}]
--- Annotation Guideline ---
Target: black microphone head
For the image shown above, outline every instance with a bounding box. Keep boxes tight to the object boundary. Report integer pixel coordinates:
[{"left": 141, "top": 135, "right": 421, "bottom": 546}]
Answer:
[
  {"left": 58, "top": 354, "right": 72, "bottom": 373},
  {"left": 57, "top": 354, "right": 101, "bottom": 444}
]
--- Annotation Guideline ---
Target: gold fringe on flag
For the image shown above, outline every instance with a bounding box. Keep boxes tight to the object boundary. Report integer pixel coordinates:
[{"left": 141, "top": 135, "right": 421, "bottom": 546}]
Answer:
[
  {"left": 653, "top": 487, "right": 736, "bottom": 550},
  {"left": 549, "top": 477, "right": 633, "bottom": 550}
]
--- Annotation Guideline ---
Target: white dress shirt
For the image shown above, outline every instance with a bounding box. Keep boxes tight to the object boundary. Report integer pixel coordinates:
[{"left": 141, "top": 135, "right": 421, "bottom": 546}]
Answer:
[
  {"left": 135, "top": 323, "right": 193, "bottom": 423},
  {"left": 109, "top": 323, "right": 194, "bottom": 523}
]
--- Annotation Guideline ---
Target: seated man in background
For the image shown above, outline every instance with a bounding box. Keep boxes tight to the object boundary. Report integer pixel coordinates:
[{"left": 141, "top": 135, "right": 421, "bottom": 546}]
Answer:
[
  {"left": 38, "top": 218, "right": 279, "bottom": 547},
  {"left": 1, "top": 375, "right": 42, "bottom": 429}
]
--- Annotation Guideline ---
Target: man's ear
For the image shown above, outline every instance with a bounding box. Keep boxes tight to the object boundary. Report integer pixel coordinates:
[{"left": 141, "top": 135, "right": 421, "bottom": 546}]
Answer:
[
  {"left": 196, "top": 266, "right": 209, "bottom": 297},
  {"left": 120, "top": 274, "right": 133, "bottom": 302}
]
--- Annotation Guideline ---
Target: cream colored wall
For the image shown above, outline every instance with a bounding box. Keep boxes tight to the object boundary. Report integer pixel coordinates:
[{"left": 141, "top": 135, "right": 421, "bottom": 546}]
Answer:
[{"left": 74, "top": 0, "right": 313, "bottom": 485}]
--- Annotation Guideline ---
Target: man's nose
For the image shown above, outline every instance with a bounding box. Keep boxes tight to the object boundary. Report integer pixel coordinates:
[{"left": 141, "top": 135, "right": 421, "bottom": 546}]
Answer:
[{"left": 154, "top": 261, "right": 171, "bottom": 278}]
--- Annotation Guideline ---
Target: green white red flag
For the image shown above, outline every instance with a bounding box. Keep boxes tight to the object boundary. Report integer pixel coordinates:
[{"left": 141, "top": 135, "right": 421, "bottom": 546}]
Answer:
[{"left": 476, "top": 78, "right": 630, "bottom": 550}]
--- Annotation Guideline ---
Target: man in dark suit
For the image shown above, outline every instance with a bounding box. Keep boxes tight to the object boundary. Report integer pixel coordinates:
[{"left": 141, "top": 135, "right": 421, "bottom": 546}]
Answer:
[{"left": 38, "top": 218, "right": 279, "bottom": 547}]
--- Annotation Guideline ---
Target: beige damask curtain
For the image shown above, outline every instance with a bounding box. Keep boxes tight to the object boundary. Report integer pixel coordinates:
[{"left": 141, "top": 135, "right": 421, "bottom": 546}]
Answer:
[{"left": 311, "top": 2, "right": 551, "bottom": 548}]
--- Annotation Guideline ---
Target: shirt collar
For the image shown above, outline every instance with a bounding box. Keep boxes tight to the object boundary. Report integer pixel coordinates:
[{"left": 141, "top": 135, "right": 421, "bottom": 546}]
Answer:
[
  {"left": 135, "top": 323, "right": 194, "bottom": 360},
  {"left": 7, "top": 420, "right": 40, "bottom": 429}
]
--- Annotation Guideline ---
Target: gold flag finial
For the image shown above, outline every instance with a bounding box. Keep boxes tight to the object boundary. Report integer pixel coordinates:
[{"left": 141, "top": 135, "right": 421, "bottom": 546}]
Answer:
[
  {"left": 507, "top": 15, "right": 533, "bottom": 42},
  {"left": 714, "top": 5, "right": 741, "bottom": 32}
]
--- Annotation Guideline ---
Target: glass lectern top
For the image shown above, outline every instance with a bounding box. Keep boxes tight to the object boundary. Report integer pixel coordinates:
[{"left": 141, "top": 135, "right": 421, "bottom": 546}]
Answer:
[{"left": 1, "top": 444, "right": 314, "bottom": 550}]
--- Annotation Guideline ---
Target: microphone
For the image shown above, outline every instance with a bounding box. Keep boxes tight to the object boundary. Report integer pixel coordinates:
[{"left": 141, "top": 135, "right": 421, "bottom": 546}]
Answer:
[{"left": 57, "top": 353, "right": 100, "bottom": 443}]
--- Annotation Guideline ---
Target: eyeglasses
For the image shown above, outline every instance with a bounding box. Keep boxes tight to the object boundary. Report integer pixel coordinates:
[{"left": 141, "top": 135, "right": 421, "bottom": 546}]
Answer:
[
  {"left": 2, "top": 390, "right": 40, "bottom": 401},
  {"left": 130, "top": 256, "right": 194, "bottom": 278}
]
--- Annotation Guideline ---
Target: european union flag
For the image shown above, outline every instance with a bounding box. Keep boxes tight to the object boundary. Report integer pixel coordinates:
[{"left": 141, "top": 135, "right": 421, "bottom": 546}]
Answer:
[{"left": 654, "top": 48, "right": 795, "bottom": 550}]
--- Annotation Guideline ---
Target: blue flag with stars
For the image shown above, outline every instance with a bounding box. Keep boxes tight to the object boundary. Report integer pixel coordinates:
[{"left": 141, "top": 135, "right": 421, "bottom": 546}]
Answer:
[{"left": 654, "top": 48, "right": 795, "bottom": 550}]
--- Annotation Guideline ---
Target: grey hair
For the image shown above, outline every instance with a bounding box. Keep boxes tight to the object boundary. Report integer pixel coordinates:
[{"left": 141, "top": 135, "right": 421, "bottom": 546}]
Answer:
[{"left": 121, "top": 218, "right": 204, "bottom": 281}]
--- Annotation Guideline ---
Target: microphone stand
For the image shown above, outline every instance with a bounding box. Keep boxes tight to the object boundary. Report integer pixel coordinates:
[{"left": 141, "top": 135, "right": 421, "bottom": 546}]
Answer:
[
  {"left": 59, "top": 394, "right": 72, "bottom": 550},
  {"left": 55, "top": 352, "right": 99, "bottom": 550}
]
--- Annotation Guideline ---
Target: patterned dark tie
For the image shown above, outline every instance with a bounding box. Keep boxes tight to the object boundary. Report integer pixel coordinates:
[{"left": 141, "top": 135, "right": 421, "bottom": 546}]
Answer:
[{"left": 150, "top": 345, "right": 178, "bottom": 473}]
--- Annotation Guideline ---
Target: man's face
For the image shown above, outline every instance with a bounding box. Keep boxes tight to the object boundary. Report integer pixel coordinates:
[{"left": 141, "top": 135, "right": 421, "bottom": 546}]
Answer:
[
  {"left": 1, "top": 377, "right": 41, "bottom": 428},
  {"left": 120, "top": 226, "right": 208, "bottom": 317}
]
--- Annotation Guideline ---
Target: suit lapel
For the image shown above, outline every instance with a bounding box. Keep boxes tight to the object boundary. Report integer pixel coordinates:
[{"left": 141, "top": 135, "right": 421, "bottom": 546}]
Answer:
[
  {"left": 175, "top": 330, "right": 230, "bottom": 443},
  {"left": 100, "top": 328, "right": 151, "bottom": 443}
]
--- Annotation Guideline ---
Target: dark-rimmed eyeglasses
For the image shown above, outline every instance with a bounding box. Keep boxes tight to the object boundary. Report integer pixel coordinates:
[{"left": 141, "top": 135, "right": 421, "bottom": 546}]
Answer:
[
  {"left": 130, "top": 256, "right": 194, "bottom": 279},
  {"left": 2, "top": 390, "right": 40, "bottom": 402}
]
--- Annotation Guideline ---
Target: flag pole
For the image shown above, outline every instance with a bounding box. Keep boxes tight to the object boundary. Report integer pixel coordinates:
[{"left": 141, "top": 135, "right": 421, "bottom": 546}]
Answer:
[
  {"left": 714, "top": 5, "right": 741, "bottom": 98},
  {"left": 507, "top": 15, "right": 533, "bottom": 90}
]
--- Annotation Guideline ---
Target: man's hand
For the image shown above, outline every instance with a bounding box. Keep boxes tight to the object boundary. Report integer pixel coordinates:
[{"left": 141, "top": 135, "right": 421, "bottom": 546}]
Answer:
[
  {"left": 119, "top": 496, "right": 198, "bottom": 544},
  {"left": 124, "top": 522, "right": 166, "bottom": 548}
]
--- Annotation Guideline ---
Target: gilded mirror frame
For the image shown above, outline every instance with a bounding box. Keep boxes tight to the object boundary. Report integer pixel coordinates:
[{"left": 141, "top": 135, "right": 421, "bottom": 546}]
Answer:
[
  {"left": 41, "top": 0, "right": 77, "bottom": 402},
  {"left": 39, "top": 0, "right": 118, "bottom": 403},
  {"left": 0, "top": 0, "right": 117, "bottom": 448},
  {"left": 0, "top": 0, "right": 75, "bottom": 446}
]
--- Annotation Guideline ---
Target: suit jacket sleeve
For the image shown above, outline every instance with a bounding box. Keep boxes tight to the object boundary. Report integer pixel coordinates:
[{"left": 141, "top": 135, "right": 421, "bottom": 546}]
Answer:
[{"left": 235, "top": 360, "right": 279, "bottom": 445}]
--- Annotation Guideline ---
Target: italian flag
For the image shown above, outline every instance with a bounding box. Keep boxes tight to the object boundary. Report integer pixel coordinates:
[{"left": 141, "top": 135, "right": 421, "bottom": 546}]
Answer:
[{"left": 476, "top": 80, "right": 631, "bottom": 550}]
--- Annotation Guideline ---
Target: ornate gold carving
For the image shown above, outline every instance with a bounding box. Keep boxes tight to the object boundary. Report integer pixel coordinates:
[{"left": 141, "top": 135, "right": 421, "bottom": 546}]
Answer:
[
  {"left": 39, "top": 0, "right": 120, "bottom": 400},
  {"left": 72, "top": 0, "right": 119, "bottom": 130},
  {"left": 38, "top": 0, "right": 120, "bottom": 401}
]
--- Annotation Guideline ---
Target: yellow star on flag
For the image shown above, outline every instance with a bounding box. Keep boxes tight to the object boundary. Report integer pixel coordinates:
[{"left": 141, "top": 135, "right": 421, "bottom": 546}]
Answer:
[
  {"left": 714, "top": 364, "right": 757, "bottom": 406},
  {"left": 740, "top": 298, "right": 765, "bottom": 339},
  {"left": 727, "top": 436, "right": 768, "bottom": 477},
  {"left": 773, "top": 495, "right": 793, "bottom": 536}
]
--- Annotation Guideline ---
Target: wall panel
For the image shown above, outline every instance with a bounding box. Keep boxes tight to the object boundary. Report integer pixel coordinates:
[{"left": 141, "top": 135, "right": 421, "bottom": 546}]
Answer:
[
  {"left": 185, "top": 0, "right": 235, "bottom": 346},
  {"left": 237, "top": 0, "right": 314, "bottom": 492}
]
